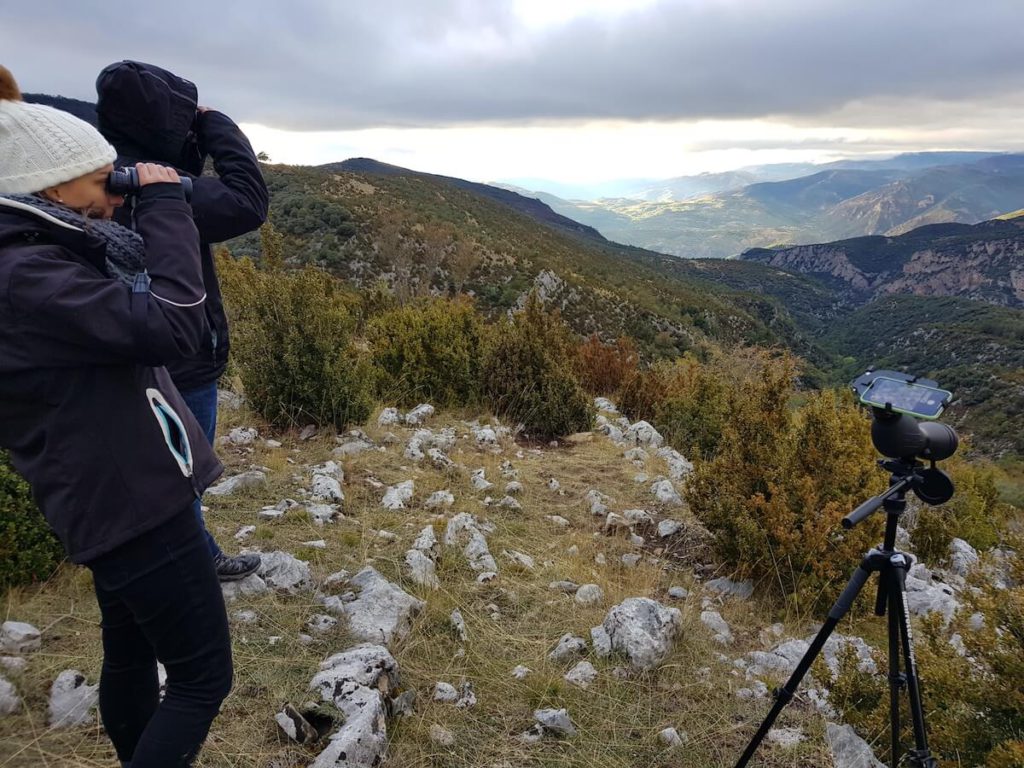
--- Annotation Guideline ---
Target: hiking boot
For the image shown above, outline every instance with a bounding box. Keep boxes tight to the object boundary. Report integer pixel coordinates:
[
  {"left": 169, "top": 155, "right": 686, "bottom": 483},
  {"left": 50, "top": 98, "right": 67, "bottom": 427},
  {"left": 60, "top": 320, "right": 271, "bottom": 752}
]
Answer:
[{"left": 215, "top": 552, "right": 261, "bottom": 582}]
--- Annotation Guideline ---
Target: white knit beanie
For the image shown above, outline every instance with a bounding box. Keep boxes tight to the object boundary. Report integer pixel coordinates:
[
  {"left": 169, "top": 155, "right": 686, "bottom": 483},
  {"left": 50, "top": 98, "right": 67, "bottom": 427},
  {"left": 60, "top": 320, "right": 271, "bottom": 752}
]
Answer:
[{"left": 0, "top": 65, "right": 116, "bottom": 195}]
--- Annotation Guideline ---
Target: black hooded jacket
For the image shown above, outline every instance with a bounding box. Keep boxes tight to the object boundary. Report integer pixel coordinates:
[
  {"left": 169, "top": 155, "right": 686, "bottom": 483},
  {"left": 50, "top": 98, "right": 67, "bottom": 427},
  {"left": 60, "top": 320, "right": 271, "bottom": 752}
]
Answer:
[
  {"left": 0, "top": 188, "right": 223, "bottom": 563},
  {"left": 96, "top": 61, "right": 269, "bottom": 391}
]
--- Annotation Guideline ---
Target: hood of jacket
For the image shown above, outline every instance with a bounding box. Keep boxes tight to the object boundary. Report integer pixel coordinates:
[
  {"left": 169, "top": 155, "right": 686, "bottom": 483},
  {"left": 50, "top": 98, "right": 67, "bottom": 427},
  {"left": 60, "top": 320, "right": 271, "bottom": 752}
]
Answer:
[{"left": 95, "top": 60, "right": 205, "bottom": 175}]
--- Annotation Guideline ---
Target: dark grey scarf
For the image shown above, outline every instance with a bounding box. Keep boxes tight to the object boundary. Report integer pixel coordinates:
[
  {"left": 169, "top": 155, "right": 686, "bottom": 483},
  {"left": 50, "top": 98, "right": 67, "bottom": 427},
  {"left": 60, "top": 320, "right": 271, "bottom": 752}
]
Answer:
[{"left": 4, "top": 193, "right": 145, "bottom": 286}]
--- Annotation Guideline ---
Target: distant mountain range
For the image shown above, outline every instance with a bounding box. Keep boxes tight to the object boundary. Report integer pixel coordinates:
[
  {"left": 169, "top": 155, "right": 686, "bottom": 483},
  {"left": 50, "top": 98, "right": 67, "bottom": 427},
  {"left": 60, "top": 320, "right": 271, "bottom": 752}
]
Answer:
[{"left": 505, "top": 153, "right": 1024, "bottom": 258}]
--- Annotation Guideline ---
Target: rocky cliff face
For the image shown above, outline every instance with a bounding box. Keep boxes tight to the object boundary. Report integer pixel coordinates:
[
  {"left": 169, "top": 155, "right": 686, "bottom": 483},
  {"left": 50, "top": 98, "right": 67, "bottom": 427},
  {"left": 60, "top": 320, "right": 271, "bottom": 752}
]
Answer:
[{"left": 743, "top": 218, "right": 1024, "bottom": 307}]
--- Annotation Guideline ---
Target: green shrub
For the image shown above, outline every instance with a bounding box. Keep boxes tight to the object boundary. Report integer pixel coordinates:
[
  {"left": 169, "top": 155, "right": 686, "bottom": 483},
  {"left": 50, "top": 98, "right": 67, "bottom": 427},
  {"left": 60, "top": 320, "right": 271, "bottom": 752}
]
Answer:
[
  {"left": 685, "top": 356, "right": 887, "bottom": 606},
  {"left": 0, "top": 451, "right": 64, "bottom": 590},
  {"left": 218, "top": 256, "right": 376, "bottom": 429},
  {"left": 480, "top": 293, "right": 594, "bottom": 440},
  {"left": 368, "top": 297, "right": 485, "bottom": 408}
]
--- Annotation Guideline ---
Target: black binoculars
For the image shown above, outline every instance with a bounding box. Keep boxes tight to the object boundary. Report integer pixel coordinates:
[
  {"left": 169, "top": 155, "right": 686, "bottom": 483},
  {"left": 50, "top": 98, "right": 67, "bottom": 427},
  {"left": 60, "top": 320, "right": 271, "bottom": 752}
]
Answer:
[{"left": 106, "top": 167, "right": 193, "bottom": 202}]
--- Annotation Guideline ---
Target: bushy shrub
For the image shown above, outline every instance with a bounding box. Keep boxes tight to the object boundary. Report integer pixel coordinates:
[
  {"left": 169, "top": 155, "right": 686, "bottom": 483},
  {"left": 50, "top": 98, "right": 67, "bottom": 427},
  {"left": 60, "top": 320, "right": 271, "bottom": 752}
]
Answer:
[
  {"left": 218, "top": 255, "right": 376, "bottom": 429},
  {"left": 576, "top": 335, "right": 640, "bottom": 396},
  {"left": 368, "top": 297, "right": 485, "bottom": 408},
  {"left": 685, "top": 355, "right": 887, "bottom": 605},
  {"left": 480, "top": 293, "right": 594, "bottom": 440},
  {"left": 912, "top": 458, "right": 1008, "bottom": 565},
  {"left": 0, "top": 452, "right": 63, "bottom": 590},
  {"left": 829, "top": 545, "right": 1024, "bottom": 766}
]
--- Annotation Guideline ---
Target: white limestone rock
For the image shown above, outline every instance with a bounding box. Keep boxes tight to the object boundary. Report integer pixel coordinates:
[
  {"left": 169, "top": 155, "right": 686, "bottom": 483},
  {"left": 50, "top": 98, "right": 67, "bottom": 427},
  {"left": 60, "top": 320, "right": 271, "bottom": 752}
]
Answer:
[
  {"left": 625, "top": 421, "right": 664, "bottom": 448},
  {"left": 574, "top": 584, "right": 604, "bottom": 606},
  {"left": 534, "top": 707, "right": 577, "bottom": 737},
  {"left": 206, "top": 470, "right": 267, "bottom": 496},
  {"left": 309, "top": 644, "right": 399, "bottom": 768},
  {"left": 656, "top": 446, "right": 694, "bottom": 481},
  {"left": 429, "top": 723, "right": 455, "bottom": 746},
  {"left": 433, "top": 681, "right": 459, "bottom": 703},
  {"left": 404, "top": 404, "right": 435, "bottom": 425},
  {"left": 548, "top": 634, "right": 589, "bottom": 664},
  {"left": 220, "top": 574, "right": 270, "bottom": 601},
  {"left": 227, "top": 426, "right": 258, "bottom": 446},
  {"left": 949, "top": 538, "right": 980, "bottom": 577},
  {"left": 425, "top": 490, "right": 454, "bottom": 509},
  {"left": 651, "top": 478, "right": 683, "bottom": 507},
  {"left": 259, "top": 551, "right": 312, "bottom": 592},
  {"left": 377, "top": 407, "right": 401, "bottom": 426},
  {"left": 564, "top": 661, "right": 598, "bottom": 689},
  {"left": 826, "top": 723, "right": 886, "bottom": 768},
  {"left": 0, "top": 622, "right": 40, "bottom": 654},
  {"left": 0, "top": 675, "right": 20, "bottom": 715},
  {"left": 700, "top": 610, "right": 733, "bottom": 645},
  {"left": 471, "top": 468, "right": 494, "bottom": 491},
  {"left": 658, "top": 519, "right": 683, "bottom": 538},
  {"left": 412, "top": 526, "right": 438, "bottom": 557},
  {"left": 404, "top": 549, "right": 439, "bottom": 588},
  {"left": 596, "top": 598, "right": 682, "bottom": 670},
  {"left": 335, "top": 567, "right": 426, "bottom": 645},
  {"left": 444, "top": 513, "right": 498, "bottom": 572},
  {"left": 512, "top": 665, "right": 531, "bottom": 680},
  {"left": 502, "top": 550, "right": 535, "bottom": 570},
  {"left": 381, "top": 480, "right": 415, "bottom": 510},
  {"left": 48, "top": 670, "right": 97, "bottom": 727},
  {"left": 705, "top": 577, "right": 754, "bottom": 601}
]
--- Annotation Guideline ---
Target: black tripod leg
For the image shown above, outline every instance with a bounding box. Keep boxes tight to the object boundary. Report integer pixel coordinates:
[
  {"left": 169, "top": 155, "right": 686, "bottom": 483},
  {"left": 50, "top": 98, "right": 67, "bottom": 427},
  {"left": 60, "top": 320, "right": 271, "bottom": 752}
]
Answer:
[
  {"left": 890, "top": 567, "right": 938, "bottom": 767},
  {"left": 734, "top": 565, "right": 872, "bottom": 768},
  {"left": 885, "top": 573, "right": 903, "bottom": 768}
]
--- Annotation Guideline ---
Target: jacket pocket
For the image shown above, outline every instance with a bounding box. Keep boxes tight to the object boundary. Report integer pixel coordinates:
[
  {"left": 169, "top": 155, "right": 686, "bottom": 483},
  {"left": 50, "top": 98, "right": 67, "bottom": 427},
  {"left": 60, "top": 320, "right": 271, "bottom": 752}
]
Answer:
[{"left": 145, "top": 388, "right": 194, "bottom": 479}]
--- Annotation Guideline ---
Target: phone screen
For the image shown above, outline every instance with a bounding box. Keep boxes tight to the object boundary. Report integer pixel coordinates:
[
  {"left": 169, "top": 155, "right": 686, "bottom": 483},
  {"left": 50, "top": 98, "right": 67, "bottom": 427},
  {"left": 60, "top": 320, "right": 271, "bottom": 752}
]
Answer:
[{"left": 860, "top": 377, "right": 950, "bottom": 418}]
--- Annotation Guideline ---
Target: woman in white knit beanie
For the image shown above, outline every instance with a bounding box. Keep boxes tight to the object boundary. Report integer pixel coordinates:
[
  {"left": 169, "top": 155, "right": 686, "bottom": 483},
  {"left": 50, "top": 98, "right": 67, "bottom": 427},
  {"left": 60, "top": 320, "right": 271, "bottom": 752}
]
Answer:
[{"left": 0, "top": 66, "right": 233, "bottom": 768}]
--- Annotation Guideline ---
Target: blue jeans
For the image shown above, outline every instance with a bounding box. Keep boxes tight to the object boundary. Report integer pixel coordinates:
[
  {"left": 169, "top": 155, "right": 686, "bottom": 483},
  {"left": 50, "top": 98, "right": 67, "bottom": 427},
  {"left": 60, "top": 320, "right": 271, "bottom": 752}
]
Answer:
[
  {"left": 89, "top": 509, "right": 232, "bottom": 767},
  {"left": 177, "top": 382, "right": 222, "bottom": 560}
]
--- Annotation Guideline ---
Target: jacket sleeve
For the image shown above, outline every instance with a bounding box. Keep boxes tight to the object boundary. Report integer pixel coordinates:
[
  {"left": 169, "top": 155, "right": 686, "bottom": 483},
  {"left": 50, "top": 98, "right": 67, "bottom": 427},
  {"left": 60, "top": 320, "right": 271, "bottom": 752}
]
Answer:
[
  {"left": 8, "top": 187, "right": 208, "bottom": 367},
  {"left": 190, "top": 110, "right": 270, "bottom": 243}
]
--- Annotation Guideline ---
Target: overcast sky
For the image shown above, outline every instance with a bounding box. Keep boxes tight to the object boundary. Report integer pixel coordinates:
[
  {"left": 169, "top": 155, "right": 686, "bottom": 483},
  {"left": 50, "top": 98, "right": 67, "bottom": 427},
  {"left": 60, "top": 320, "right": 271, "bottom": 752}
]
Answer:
[{"left": 4, "top": 0, "right": 1024, "bottom": 185}]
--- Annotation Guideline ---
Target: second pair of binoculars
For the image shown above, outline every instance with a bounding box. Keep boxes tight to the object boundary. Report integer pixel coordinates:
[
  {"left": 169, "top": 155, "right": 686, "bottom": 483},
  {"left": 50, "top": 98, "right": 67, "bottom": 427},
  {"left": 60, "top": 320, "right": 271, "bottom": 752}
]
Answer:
[{"left": 107, "top": 166, "right": 193, "bottom": 202}]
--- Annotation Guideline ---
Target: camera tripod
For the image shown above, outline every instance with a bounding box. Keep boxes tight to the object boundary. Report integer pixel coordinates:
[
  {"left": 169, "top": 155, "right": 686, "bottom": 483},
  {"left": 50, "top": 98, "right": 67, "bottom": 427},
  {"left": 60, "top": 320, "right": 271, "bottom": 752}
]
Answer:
[{"left": 735, "top": 458, "right": 942, "bottom": 768}]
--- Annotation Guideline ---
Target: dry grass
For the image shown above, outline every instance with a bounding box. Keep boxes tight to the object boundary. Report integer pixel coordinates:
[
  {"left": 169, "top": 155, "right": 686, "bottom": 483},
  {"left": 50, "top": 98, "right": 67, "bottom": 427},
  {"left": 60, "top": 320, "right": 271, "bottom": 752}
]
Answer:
[{"left": 0, "top": 403, "right": 843, "bottom": 767}]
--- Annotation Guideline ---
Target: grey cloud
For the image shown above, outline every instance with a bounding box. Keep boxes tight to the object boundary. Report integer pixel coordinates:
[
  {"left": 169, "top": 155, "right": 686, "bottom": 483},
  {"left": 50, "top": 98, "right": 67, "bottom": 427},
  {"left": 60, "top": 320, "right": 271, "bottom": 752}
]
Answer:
[{"left": 3, "top": 0, "right": 1024, "bottom": 130}]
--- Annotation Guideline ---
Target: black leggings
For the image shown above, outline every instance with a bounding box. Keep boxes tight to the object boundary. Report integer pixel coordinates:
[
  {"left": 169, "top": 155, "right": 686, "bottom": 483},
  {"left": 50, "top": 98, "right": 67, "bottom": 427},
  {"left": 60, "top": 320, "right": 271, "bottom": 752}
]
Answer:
[{"left": 87, "top": 509, "right": 233, "bottom": 767}]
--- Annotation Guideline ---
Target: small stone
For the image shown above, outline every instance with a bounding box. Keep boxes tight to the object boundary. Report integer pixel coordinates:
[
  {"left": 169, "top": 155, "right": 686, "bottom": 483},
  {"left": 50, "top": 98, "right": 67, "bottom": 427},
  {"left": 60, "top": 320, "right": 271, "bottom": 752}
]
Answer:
[
  {"left": 207, "top": 470, "right": 267, "bottom": 497},
  {"left": 594, "top": 553, "right": 607, "bottom": 566},
  {"left": 377, "top": 407, "right": 401, "bottom": 426},
  {"left": 668, "top": 586, "right": 689, "bottom": 600},
  {"left": 768, "top": 727, "right": 806, "bottom": 748},
  {"left": 700, "top": 610, "right": 733, "bottom": 645},
  {"left": 433, "top": 682, "right": 458, "bottom": 703},
  {"left": 505, "top": 481, "right": 523, "bottom": 495},
  {"left": 476, "top": 572, "right": 498, "bottom": 583},
  {"left": 545, "top": 515, "right": 571, "bottom": 528},
  {"left": 455, "top": 681, "right": 477, "bottom": 709},
  {"left": 0, "top": 657, "right": 27, "bottom": 675},
  {"left": 227, "top": 426, "right": 258, "bottom": 446},
  {"left": 450, "top": 609, "right": 468, "bottom": 642},
  {"left": 511, "top": 665, "right": 531, "bottom": 680},
  {"left": 736, "top": 681, "right": 769, "bottom": 699},
  {"left": 302, "top": 539, "right": 327, "bottom": 549},
  {"left": 658, "top": 727, "right": 686, "bottom": 747},
  {"left": 425, "top": 490, "right": 455, "bottom": 508},
  {"left": 658, "top": 519, "right": 683, "bottom": 538},
  {"left": 382, "top": 480, "right": 415, "bottom": 509},
  {"left": 575, "top": 584, "right": 604, "bottom": 606},
  {"left": 298, "top": 425, "right": 317, "bottom": 441},
  {"left": 547, "top": 478, "right": 561, "bottom": 491},
  {"left": 48, "top": 670, "right": 98, "bottom": 727},
  {"left": 564, "top": 661, "right": 598, "bottom": 689},
  {"left": 535, "top": 707, "right": 576, "bottom": 737},
  {"left": 429, "top": 723, "right": 455, "bottom": 746},
  {"left": 549, "top": 580, "right": 580, "bottom": 593},
  {"left": 0, "top": 622, "right": 41, "bottom": 654},
  {"left": 621, "top": 554, "right": 642, "bottom": 568},
  {"left": 235, "top": 524, "right": 257, "bottom": 540},
  {"left": 404, "top": 403, "right": 435, "bottom": 425},
  {"left": 233, "top": 610, "right": 258, "bottom": 624},
  {"left": 548, "top": 634, "right": 589, "bottom": 663}
]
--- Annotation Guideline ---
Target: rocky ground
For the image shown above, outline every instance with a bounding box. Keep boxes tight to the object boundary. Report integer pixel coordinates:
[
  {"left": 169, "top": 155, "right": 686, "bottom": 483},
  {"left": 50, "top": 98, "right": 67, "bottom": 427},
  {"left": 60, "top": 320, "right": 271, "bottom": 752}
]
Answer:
[{"left": 0, "top": 396, "right": 984, "bottom": 767}]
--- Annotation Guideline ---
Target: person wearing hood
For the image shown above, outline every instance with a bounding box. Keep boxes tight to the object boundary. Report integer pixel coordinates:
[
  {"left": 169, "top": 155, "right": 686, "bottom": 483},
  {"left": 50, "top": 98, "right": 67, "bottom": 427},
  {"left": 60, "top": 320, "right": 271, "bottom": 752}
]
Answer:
[
  {"left": 0, "top": 65, "right": 233, "bottom": 768},
  {"left": 96, "top": 60, "right": 270, "bottom": 582}
]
